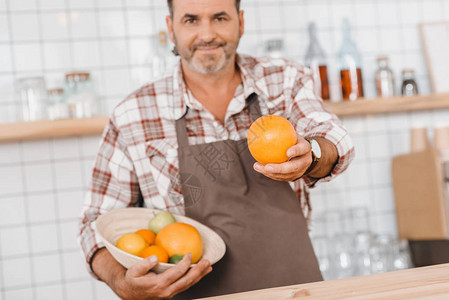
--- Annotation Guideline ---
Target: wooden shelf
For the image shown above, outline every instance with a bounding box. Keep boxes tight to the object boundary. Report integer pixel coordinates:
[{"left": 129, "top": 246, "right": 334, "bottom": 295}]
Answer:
[
  {"left": 0, "top": 116, "right": 108, "bottom": 143},
  {"left": 1, "top": 93, "right": 449, "bottom": 143},
  {"left": 324, "top": 93, "right": 449, "bottom": 117}
]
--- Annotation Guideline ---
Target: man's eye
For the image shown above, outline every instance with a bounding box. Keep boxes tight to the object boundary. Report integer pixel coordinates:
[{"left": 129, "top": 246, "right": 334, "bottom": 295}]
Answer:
[
  {"left": 215, "top": 17, "right": 225, "bottom": 22},
  {"left": 185, "top": 18, "right": 196, "bottom": 24}
]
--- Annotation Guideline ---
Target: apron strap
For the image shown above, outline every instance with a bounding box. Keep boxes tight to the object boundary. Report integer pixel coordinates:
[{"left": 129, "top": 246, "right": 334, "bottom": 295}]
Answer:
[
  {"left": 247, "top": 93, "right": 262, "bottom": 123},
  {"left": 175, "top": 110, "right": 189, "bottom": 148}
]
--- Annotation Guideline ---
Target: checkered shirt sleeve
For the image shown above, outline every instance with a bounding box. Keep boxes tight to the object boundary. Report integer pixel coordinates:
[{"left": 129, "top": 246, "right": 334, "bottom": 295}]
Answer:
[
  {"left": 78, "top": 117, "right": 142, "bottom": 279},
  {"left": 288, "top": 66, "right": 355, "bottom": 188}
]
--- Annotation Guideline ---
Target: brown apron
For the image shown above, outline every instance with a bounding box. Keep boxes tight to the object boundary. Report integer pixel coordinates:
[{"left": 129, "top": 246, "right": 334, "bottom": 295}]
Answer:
[{"left": 174, "top": 94, "right": 322, "bottom": 299}]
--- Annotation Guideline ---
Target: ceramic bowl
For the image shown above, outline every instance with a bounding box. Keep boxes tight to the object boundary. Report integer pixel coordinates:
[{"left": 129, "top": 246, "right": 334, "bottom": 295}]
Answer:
[{"left": 95, "top": 207, "right": 226, "bottom": 273}]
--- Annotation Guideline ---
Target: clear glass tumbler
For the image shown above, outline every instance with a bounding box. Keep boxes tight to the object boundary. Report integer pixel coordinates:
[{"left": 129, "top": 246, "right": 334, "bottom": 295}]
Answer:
[{"left": 17, "top": 77, "right": 48, "bottom": 121}]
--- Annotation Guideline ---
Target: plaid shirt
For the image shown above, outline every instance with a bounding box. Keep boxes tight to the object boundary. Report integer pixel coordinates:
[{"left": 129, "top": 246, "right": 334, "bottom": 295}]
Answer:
[{"left": 78, "top": 54, "right": 355, "bottom": 278}]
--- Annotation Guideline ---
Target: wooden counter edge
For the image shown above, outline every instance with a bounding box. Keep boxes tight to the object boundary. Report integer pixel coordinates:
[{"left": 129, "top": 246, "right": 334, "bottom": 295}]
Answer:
[
  {"left": 0, "top": 116, "right": 109, "bottom": 143},
  {"left": 200, "top": 263, "right": 449, "bottom": 300}
]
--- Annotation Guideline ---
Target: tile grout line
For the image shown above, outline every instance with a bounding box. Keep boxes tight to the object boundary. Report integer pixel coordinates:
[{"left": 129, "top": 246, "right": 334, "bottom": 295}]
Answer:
[
  {"left": 93, "top": 0, "right": 108, "bottom": 118},
  {"left": 18, "top": 140, "right": 38, "bottom": 299},
  {"left": 49, "top": 138, "right": 68, "bottom": 300},
  {"left": 35, "top": 0, "right": 46, "bottom": 79},
  {"left": 4, "top": 0, "right": 19, "bottom": 123}
]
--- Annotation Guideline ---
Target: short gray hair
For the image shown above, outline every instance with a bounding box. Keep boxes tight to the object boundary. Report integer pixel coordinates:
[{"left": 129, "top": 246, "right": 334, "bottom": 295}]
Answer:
[{"left": 167, "top": 0, "right": 241, "bottom": 17}]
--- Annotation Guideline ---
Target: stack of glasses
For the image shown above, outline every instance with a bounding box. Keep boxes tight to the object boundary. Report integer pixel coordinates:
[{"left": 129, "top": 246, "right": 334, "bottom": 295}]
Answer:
[{"left": 309, "top": 207, "right": 413, "bottom": 280}]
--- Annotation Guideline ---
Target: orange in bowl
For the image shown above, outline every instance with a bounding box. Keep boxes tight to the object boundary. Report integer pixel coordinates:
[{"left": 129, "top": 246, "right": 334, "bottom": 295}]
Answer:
[
  {"left": 135, "top": 229, "right": 156, "bottom": 245},
  {"left": 155, "top": 222, "right": 203, "bottom": 264},
  {"left": 247, "top": 115, "right": 297, "bottom": 165},
  {"left": 139, "top": 245, "right": 169, "bottom": 263},
  {"left": 116, "top": 233, "right": 148, "bottom": 256}
]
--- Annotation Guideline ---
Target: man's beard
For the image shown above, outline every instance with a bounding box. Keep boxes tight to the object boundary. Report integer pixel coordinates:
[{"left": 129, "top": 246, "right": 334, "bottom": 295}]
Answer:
[{"left": 172, "top": 31, "right": 240, "bottom": 74}]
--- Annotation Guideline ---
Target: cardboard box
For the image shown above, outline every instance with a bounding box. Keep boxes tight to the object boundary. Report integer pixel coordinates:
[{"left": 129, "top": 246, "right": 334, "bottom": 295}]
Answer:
[{"left": 392, "top": 149, "right": 448, "bottom": 240}]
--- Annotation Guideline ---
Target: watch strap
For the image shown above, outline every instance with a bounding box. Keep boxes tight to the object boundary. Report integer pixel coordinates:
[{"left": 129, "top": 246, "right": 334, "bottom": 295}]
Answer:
[{"left": 303, "top": 138, "right": 319, "bottom": 176}]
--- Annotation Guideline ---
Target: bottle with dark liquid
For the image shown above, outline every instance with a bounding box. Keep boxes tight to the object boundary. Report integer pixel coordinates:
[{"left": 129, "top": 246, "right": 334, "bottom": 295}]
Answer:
[
  {"left": 401, "top": 69, "right": 419, "bottom": 96},
  {"left": 338, "top": 19, "right": 364, "bottom": 101},
  {"left": 304, "top": 22, "right": 330, "bottom": 100}
]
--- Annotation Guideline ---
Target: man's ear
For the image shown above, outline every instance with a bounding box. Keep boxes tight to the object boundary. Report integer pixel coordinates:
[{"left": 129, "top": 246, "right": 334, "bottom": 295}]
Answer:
[
  {"left": 166, "top": 16, "right": 175, "bottom": 43},
  {"left": 239, "top": 10, "right": 245, "bottom": 38}
]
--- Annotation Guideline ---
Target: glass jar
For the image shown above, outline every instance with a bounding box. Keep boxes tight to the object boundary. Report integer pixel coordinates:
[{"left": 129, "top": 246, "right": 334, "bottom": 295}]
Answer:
[
  {"left": 304, "top": 22, "right": 330, "bottom": 100},
  {"left": 17, "top": 77, "right": 48, "bottom": 121},
  {"left": 152, "top": 31, "right": 177, "bottom": 79},
  {"left": 264, "top": 39, "right": 285, "bottom": 59},
  {"left": 401, "top": 69, "right": 419, "bottom": 96},
  {"left": 375, "top": 56, "right": 395, "bottom": 98},
  {"left": 65, "top": 72, "right": 99, "bottom": 118},
  {"left": 47, "top": 88, "right": 69, "bottom": 120}
]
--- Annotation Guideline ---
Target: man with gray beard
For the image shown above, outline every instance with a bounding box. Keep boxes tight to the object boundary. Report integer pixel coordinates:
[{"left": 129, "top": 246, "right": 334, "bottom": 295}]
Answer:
[{"left": 78, "top": 0, "right": 355, "bottom": 299}]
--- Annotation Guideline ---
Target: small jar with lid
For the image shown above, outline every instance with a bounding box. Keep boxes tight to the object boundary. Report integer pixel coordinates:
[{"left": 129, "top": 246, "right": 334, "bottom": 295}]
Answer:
[
  {"left": 375, "top": 56, "right": 395, "bottom": 98},
  {"left": 47, "top": 88, "right": 69, "bottom": 120},
  {"left": 65, "top": 72, "right": 99, "bottom": 118},
  {"left": 401, "top": 69, "right": 419, "bottom": 97}
]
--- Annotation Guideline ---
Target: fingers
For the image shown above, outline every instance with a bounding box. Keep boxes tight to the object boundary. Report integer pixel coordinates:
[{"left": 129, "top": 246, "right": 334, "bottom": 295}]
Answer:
[
  {"left": 287, "top": 137, "right": 311, "bottom": 158},
  {"left": 127, "top": 255, "right": 159, "bottom": 278},
  {"left": 120, "top": 254, "right": 211, "bottom": 299},
  {"left": 158, "top": 253, "right": 193, "bottom": 285},
  {"left": 253, "top": 136, "right": 313, "bottom": 181},
  {"left": 165, "top": 259, "right": 213, "bottom": 296},
  {"left": 254, "top": 156, "right": 312, "bottom": 181}
]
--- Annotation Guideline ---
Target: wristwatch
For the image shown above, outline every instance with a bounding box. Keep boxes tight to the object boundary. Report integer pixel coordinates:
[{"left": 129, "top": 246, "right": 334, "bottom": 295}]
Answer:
[{"left": 304, "top": 138, "right": 321, "bottom": 176}]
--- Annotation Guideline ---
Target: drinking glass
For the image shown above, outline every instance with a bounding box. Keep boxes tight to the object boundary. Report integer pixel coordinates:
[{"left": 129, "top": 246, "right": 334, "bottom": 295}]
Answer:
[
  {"left": 17, "top": 77, "right": 48, "bottom": 121},
  {"left": 370, "top": 234, "right": 394, "bottom": 273},
  {"left": 311, "top": 235, "right": 333, "bottom": 280},
  {"left": 410, "top": 127, "right": 430, "bottom": 152},
  {"left": 391, "top": 239, "right": 413, "bottom": 271}
]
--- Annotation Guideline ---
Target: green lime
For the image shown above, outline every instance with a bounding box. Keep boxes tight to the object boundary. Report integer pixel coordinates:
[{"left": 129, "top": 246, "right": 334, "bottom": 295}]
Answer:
[{"left": 169, "top": 254, "right": 184, "bottom": 264}]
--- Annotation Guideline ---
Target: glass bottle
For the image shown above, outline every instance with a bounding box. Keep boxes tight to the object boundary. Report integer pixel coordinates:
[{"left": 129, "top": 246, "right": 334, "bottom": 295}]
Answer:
[
  {"left": 64, "top": 72, "right": 99, "bottom": 118},
  {"left": 152, "top": 31, "right": 176, "bottom": 78},
  {"left": 264, "top": 39, "right": 285, "bottom": 59},
  {"left": 401, "top": 69, "right": 419, "bottom": 96},
  {"left": 338, "top": 19, "right": 364, "bottom": 101},
  {"left": 304, "top": 22, "right": 330, "bottom": 100},
  {"left": 375, "top": 56, "right": 395, "bottom": 98}
]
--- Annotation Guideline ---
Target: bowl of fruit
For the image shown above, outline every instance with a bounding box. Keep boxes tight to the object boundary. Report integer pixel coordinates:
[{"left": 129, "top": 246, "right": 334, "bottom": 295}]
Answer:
[{"left": 95, "top": 207, "right": 226, "bottom": 273}]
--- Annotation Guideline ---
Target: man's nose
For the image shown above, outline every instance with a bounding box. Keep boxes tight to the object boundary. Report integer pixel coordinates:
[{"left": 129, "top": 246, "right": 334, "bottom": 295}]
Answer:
[{"left": 197, "top": 21, "right": 216, "bottom": 42}]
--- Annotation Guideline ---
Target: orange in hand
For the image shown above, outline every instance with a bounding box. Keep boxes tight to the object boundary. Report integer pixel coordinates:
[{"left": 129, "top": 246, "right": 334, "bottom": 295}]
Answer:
[
  {"left": 155, "top": 222, "right": 203, "bottom": 264},
  {"left": 135, "top": 229, "right": 156, "bottom": 245},
  {"left": 139, "top": 245, "right": 169, "bottom": 263},
  {"left": 247, "top": 115, "right": 297, "bottom": 165}
]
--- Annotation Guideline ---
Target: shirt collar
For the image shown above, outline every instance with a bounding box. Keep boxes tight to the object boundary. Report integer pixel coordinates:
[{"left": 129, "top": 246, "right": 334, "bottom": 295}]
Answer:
[{"left": 172, "top": 54, "right": 261, "bottom": 120}]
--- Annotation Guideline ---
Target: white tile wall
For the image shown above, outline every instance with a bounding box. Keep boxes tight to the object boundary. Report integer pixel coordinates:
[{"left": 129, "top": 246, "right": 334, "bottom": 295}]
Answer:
[
  {"left": 0, "top": 0, "right": 448, "bottom": 299},
  {"left": 41, "top": 12, "right": 70, "bottom": 40},
  {"left": 65, "top": 281, "right": 95, "bottom": 300},
  {"left": 35, "top": 285, "right": 64, "bottom": 300},
  {"left": 0, "top": 15, "right": 9, "bottom": 42},
  {"left": 39, "top": 0, "right": 65, "bottom": 11}
]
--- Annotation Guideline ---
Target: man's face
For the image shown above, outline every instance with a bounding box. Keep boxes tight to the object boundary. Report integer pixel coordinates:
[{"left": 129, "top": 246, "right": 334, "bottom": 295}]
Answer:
[{"left": 166, "top": 0, "right": 244, "bottom": 74}]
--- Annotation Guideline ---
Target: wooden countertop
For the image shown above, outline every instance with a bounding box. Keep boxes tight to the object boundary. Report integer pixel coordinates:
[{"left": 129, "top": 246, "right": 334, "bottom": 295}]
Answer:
[{"left": 201, "top": 263, "right": 449, "bottom": 299}]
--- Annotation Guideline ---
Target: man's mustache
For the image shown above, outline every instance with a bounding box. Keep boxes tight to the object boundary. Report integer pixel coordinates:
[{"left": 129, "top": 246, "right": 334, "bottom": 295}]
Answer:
[{"left": 192, "top": 41, "right": 226, "bottom": 51}]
